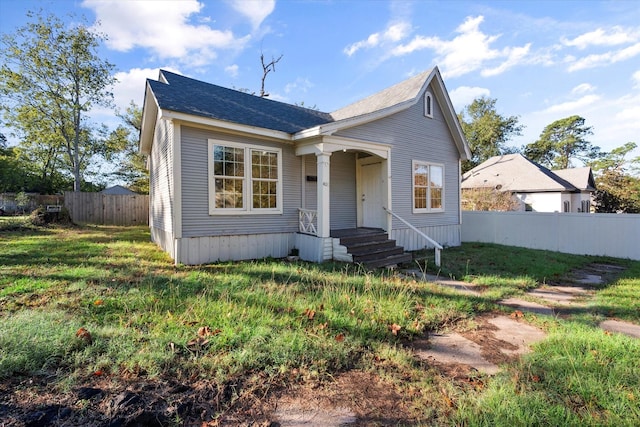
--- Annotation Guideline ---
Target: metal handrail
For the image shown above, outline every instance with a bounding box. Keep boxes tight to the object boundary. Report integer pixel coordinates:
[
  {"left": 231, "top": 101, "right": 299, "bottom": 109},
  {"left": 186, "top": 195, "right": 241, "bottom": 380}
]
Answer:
[{"left": 383, "top": 207, "right": 442, "bottom": 266}]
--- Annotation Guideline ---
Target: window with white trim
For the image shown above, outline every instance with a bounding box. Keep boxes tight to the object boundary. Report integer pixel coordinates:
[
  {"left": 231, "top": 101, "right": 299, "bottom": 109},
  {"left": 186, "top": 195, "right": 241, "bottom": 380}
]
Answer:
[
  {"left": 412, "top": 160, "right": 444, "bottom": 212},
  {"left": 208, "top": 140, "right": 282, "bottom": 214},
  {"left": 424, "top": 91, "right": 433, "bottom": 118}
]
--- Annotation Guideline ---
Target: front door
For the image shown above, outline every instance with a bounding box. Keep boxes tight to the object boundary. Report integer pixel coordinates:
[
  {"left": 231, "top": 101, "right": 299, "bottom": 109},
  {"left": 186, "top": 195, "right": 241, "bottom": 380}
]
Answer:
[{"left": 360, "top": 161, "right": 386, "bottom": 229}]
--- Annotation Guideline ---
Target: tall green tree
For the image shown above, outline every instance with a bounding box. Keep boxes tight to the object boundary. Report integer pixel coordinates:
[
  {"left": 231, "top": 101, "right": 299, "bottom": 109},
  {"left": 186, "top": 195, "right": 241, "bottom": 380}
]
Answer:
[
  {"left": 590, "top": 142, "right": 640, "bottom": 213},
  {"left": 457, "top": 96, "right": 523, "bottom": 173},
  {"left": 0, "top": 11, "right": 116, "bottom": 192},
  {"left": 523, "top": 115, "right": 600, "bottom": 169},
  {"left": 106, "top": 102, "right": 149, "bottom": 194}
]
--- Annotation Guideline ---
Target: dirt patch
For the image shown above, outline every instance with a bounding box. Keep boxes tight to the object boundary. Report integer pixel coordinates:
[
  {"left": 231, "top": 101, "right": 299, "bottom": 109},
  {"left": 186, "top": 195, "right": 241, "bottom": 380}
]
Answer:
[{"left": 0, "top": 371, "right": 417, "bottom": 427}]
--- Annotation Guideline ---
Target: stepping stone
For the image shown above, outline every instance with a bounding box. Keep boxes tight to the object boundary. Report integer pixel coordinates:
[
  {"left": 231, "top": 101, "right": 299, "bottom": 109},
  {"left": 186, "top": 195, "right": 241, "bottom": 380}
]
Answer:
[
  {"left": 488, "top": 316, "right": 546, "bottom": 355},
  {"left": 599, "top": 320, "right": 640, "bottom": 339},
  {"left": 414, "top": 333, "right": 500, "bottom": 374},
  {"left": 273, "top": 401, "right": 356, "bottom": 426},
  {"left": 499, "top": 297, "right": 555, "bottom": 316},
  {"left": 526, "top": 286, "right": 590, "bottom": 306},
  {"left": 574, "top": 274, "right": 604, "bottom": 285}
]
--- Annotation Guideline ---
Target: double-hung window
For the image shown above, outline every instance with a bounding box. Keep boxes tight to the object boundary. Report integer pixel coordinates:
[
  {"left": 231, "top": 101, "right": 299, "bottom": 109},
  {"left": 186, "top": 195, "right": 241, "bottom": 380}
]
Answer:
[
  {"left": 412, "top": 160, "right": 444, "bottom": 213},
  {"left": 208, "top": 140, "right": 282, "bottom": 214}
]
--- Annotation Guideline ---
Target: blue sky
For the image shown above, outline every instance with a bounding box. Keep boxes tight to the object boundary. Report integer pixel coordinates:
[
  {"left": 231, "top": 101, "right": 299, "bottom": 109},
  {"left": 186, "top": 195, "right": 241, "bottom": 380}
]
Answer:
[{"left": 1, "top": 0, "right": 639, "bottom": 158}]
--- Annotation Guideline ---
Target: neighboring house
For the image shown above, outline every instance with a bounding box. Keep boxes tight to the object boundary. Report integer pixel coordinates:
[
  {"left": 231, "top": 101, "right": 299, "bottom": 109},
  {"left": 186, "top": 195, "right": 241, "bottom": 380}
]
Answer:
[
  {"left": 101, "top": 185, "right": 137, "bottom": 195},
  {"left": 139, "top": 67, "right": 471, "bottom": 266},
  {"left": 461, "top": 153, "right": 596, "bottom": 213}
]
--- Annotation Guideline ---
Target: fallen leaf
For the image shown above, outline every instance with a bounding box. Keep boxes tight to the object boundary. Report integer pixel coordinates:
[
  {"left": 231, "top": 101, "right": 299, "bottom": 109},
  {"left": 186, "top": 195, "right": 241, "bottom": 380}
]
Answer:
[
  {"left": 604, "top": 330, "right": 612, "bottom": 335},
  {"left": 93, "top": 299, "right": 104, "bottom": 306},
  {"left": 303, "top": 308, "right": 316, "bottom": 320},
  {"left": 197, "top": 326, "right": 221, "bottom": 337},
  {"left": 510, "top": 310, "right": 524, "bottom": 318},
  {"left": 93, "top": 370, "right": 103, "bottom": 377},
  {"left": 317, "top": 322, "right": 328, "bottom": 330},
  {"left": 531, "top": 375, "right": 541, "bottom": 383},
  {"left": 76, "top": 327, "right": 92, "bottom": 344},
  {"left": 335, "top": 333, "right": 345, "bottom": 342},
  {"left": 187, "top": 337, "right": 210, "bottom": 349},
  {"left": 389, "top": 323, "right": 402, "bottom": 336}
]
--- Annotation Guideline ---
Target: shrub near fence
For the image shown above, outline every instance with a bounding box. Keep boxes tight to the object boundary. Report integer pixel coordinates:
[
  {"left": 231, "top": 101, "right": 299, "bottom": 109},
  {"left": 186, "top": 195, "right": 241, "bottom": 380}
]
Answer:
[
  {"left": 64, "top": 191, "right": 149, "bottom": 226},
  {"left": 461, "top": 211, "right": 640, "bottom": 261}
]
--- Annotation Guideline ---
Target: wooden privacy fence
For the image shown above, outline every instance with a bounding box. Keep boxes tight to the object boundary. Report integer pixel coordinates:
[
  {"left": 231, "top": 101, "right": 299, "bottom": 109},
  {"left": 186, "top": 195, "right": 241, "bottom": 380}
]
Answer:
[
  {"left": 64, "top": 191, "right": 149, "bottom": 226},
  {"left": 462, "top": 211, "right": 640, "bottom": 261}
]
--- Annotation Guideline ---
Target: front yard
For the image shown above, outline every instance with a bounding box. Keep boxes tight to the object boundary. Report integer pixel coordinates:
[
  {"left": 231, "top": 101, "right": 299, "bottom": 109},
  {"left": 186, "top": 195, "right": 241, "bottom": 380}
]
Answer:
[{"left": 1, "top": 224, "right": 638, "bottom": 425}]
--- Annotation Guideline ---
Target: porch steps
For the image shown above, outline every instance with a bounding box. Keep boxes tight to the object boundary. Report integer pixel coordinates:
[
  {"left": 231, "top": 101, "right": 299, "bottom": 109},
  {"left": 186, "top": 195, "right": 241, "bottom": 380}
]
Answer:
[{"left": 334, "top": 228, "right": 412, "bottom": 269}]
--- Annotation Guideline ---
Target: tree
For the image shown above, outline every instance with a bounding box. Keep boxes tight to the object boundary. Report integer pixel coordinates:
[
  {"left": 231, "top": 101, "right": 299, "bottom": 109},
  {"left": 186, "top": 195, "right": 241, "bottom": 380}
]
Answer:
[
  {"left": 523, "top": 115, "right": 600, "bottom": 169},
  {"left": 461, "top": 188, "right": 520, "bottom": 211},
  {"left": 107, "top": 102, "right": 149, "bottom": 193},
  {"left": 0, "top": 11, "right": 116, "bottom": 192},
  {"left": 590, "top": 142, "right": 640, "bottom": 213},
  {"left": 457, "top": 97, "right": 523, "bottom": 173},
  {"left": 259, "top": 52, "right": 283, "bottom": 98}
]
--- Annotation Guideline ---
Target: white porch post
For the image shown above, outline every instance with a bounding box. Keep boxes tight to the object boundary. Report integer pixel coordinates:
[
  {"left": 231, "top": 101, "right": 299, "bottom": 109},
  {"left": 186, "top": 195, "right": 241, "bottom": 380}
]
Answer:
[{"left": 316, "top": 152, "right": 331, "bottom": 238}]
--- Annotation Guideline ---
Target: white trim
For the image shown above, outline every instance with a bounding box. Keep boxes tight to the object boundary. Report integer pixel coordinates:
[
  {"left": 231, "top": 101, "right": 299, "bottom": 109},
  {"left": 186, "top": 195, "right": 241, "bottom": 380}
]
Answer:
[
  {"left": 295, "top": 136, "right": 390, "bottom": 159},
  {"left": 164, "top": 110, "right": 293, "bottom": 142},
  {"left": 424, "top": 90, "right": 433, "bottom": 118},
  {"left": 173, "top": 122, "right": 182, "bottom": 239},
  {"left": 293, "top": 100, "right": 415, "bottom": 139},
  {"left": 207, "top": 139, "right": 283, "bottom": 215},
  {"left": 412, "top": 160, "right": 445, "bottom": 213}
]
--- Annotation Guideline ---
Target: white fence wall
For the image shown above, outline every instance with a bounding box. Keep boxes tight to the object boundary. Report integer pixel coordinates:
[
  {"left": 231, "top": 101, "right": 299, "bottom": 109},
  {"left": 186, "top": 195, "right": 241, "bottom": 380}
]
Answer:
[{"left": 462, "top": 211, "right": 640, "bottom": 261}]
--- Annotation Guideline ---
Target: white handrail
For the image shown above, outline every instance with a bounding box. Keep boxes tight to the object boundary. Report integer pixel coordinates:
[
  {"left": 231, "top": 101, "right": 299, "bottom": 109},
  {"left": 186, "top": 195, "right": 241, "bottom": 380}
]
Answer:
[{"left": 383, "top": 207, "right": 442, "bottom": 267}]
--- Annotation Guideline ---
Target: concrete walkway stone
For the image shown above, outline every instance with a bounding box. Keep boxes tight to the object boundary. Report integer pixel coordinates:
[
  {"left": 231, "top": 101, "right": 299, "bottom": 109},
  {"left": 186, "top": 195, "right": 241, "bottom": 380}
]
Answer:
[
  {"left": 414, "top": 333, "right": 500, "bottom": 374},
  {"left": 488, "top": 316, "right": 547, "bottom": 355},
  {"left": 599, "top": 320, "right": 640, "bottom": 339}
]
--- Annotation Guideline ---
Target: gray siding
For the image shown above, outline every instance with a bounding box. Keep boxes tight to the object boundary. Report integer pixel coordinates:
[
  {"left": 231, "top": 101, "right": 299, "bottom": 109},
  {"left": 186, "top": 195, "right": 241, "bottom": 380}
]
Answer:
[
  {"left": 330, "top": 151, "right": 357, "bottom": 230},
  {"left": 180, "top": 126, "right": 301, "bottom": 238},
  {"left": 334, "top": 84, "right": 461, "bottom": 230},
  {"left": 303, "top": 155, "right": 317, "bottom": 210},
  {"left": 149, "top": 119, "right": 174, "bottom": 234}
]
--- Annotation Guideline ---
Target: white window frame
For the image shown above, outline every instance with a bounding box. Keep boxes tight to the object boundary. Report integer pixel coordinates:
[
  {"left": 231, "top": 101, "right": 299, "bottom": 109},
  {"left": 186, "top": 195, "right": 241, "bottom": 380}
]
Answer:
[
  {"left": 424, "top": 91, "right": 433, "bottom": 118},
  {"left": 208, "top": 139, "right": 283, "bottom": 215},
  {"left": 412, "top": 160, "right": 445, "bottom": 213}
]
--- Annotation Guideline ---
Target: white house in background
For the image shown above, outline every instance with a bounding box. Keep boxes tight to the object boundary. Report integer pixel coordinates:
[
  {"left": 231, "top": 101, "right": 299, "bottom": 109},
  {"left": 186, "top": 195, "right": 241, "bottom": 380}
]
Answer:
[
  {"left": 461, "top": 153, "right": 596, "bottom": 213},
  {"left": 139, "top": 68, "right": 471, "bottom": 266}
]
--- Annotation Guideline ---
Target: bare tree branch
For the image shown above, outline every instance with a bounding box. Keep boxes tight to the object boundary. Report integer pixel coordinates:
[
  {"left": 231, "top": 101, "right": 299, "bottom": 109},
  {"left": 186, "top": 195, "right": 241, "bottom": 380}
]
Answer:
[{"left": 259, "top": 52, "right": 283, "bottom": 98}]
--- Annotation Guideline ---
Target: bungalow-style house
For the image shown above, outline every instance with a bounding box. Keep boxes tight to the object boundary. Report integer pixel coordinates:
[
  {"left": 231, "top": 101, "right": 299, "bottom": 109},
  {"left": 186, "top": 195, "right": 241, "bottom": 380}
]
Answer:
[
  {"left": 461, "top": 153, "right": 596, "bottom": 213},
  {"left": 139, "top": 68, "right": 471, "bottom": 267}
]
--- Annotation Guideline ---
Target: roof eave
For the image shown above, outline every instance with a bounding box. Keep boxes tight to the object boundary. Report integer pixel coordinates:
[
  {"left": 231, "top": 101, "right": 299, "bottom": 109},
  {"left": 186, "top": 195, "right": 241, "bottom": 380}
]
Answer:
[
  {"left": 139, "top": 81, "right": 158, "bottom": 156},
  {"left": 161, "top": 110, "right": 295, "bottom": 142}
]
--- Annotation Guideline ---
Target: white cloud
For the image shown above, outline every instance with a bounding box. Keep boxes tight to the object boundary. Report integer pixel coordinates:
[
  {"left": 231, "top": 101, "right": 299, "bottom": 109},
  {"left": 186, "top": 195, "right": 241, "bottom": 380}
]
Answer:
[
  {"left": 113, "top": 67, "right": 181, "bottom": 113},
  {"left": 633, "top": 70, "right": 640, "bottom": 88},
  {"left": 562, "top": 26, "right": 639, "bottom": 50},
  {"left": 228, "top": 0, "right": 275, "bottom": 29},
  {"left": 449, "top": 86, "right": 490, "bottom": 111},
  {"left": 225, "top": 64, "right": 239, "bottom": 78},
  {"left": 344, "top": 21, "right": 411, "bottom": 56},
  {"left": 391, "top": 16, "right": 529, "bottom": 78},
  {"left": 82, "top": 0, "right": 250, "bottom": 64},
  {"left": 482, "top": 44, "right": 531, "bottom": 77},
  {"left": 540, "top": 94, "right": 601, "bottom": 115},
  {"left": 285, "top": 77, "right": 314, "bottom": 94},
  {"left": 571, "top": 83, "right": 596, "bottom": 95},
  {"left": 567, "top": 42, "right": 640, "bottom": 72}
]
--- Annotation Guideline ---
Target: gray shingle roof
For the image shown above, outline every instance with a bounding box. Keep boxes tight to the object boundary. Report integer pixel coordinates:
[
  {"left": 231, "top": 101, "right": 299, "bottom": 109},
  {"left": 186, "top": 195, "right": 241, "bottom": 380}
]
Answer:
[
  {"left": 553, "top": 167, "right": 596, "bottom": 191},
  {"left": 461, "top": 154, "right": 584, "bottom": 192},
  {"left": 330, "top": 70, "right": 432, "bottom": 121},
  {"left": 148, "top": 70, "right": 334, "bottom": 134}
]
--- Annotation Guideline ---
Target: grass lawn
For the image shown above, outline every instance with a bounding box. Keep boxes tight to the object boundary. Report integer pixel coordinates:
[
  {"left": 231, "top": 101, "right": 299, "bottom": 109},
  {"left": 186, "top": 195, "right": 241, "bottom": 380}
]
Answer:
[{"left": 1, "top": 225, "right": 638, "bottom": 425}]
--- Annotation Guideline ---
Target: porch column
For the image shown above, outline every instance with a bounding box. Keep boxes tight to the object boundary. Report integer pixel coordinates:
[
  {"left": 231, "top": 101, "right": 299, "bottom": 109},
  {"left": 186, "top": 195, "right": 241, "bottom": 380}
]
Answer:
[{"left": 316, "top": 152, "right": 331, "bottom": 238}]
